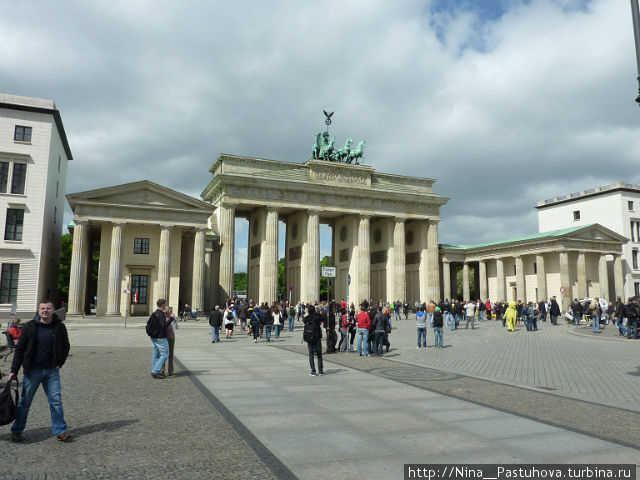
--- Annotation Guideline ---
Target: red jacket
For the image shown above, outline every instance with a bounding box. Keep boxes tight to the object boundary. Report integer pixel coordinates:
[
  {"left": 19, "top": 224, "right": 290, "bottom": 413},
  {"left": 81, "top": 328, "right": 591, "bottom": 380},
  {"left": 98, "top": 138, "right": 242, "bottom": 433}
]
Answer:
[{"left": 356, "top": 311, "right": 370, "bottom": 330}]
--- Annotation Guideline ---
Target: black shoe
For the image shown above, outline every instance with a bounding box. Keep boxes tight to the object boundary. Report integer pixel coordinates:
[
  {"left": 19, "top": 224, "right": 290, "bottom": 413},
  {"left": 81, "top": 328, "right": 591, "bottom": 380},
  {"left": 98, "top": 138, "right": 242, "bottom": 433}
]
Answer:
[
  {"left": 318, "top": 371, "right": 324, "bottom": 376},
  {"left": 11, "top": 432, "right": 24, "bottom": 443},
  {"left": 151, "top": 373, "right": 165, "bottom": 379},
  {"left": 309, "top": 372, "right": 317, "bottom": 376}
]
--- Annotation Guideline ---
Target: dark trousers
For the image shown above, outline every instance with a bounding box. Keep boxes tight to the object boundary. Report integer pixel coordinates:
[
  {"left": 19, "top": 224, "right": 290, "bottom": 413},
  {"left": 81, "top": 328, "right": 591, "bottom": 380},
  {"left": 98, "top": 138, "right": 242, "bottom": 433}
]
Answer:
[
  {"left": 339, "top": 328, "right": 349, "bottom": 351},
  {"left": 628, "top": 318, "right": 639, "bottom": 338},
  {"left": 161, "top": 337, "right": 175, "bottom": 375},
  {"left": 307, "top": 338, "right": 323, "bottom": 373},
  {"left": 375, "top": 330, "right": 385, "bottom": 356}
]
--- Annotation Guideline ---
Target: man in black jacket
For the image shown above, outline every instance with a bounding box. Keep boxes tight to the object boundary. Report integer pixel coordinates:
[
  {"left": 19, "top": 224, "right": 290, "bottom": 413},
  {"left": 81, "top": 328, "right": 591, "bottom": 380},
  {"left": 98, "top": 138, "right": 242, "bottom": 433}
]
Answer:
[
  {"left": 8, "top": 300, "right": 71, "bottom": 443},
  {"left": 549, "top": 296, "right": 561, "bottom": 325},
  {"left": 303, "top": 305, "right": 323, "bottom": 376},
  {"left": 209, "top": 305, "right": 223, "bottom": 343}
]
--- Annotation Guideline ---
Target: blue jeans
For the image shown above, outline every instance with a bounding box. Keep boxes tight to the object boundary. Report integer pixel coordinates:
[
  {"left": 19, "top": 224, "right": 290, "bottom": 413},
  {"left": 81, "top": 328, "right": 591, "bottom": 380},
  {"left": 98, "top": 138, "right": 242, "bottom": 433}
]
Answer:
[
  {"left": 616, "top": 317, "right": 628, "bottom": 336},
  {"left": 478, "top": 311, "right": 485, "bottom": 321},
  {"left": 265, "top": 325, "right": 273, "bottom": 340},
  {"left": 550, "top": 314, "right": 558, "bottom": 325},
  {"left": 592, "top": 316, "right": 601, "bottom": 333},
  {"left": 434, "top": 327, "right": 443, "bottom": 347},
  {"left": 288, "top": 316, "right": 295, "bottom": 331},
  {"left": 357, "top": 328, "right": 369, "bottom": 356},
  {"left": 151, "top": 338, "right": 169, "bottom": 373},
  {"left": 417, "top": 327, "right": 426, "bottom": 347},
  {"left": 573, "top": 313, "right": 581, "bottom": 325},
  {"left": 12, "top": 368, "right": 67, "bottom": 435},
  {"left": 211, "top": 326, "right": 220, "bottom": 342},
  {"left": 394, "top": 310, "right": 401, "bottom": 321},
  {"left": 274, "top": 325, "right": 281, "bottom": 338}
]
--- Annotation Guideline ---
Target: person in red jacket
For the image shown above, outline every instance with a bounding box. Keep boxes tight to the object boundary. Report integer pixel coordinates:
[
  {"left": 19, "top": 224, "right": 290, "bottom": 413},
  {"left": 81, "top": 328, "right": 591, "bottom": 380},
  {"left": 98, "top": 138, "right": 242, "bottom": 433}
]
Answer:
[
  {"left": 356, "top": 305, "right": 371, "bottom": 356},
  {"left": 8, "top": 317, "right": 22, "bottom": 344}
]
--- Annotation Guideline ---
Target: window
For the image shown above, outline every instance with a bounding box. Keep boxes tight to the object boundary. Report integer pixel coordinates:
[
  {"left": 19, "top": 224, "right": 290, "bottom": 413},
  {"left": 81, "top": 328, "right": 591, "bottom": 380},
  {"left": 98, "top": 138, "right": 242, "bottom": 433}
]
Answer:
[
  {"left": 13, "top": 125, "right": 32, "bottom": 142},
  {"left": 533, "top": 262, "right": 537, "bottom": 274},
  {"left": 632, "top": 221, "right": 636, "bottom": 243},
  {"left": 56, "top": 181, "right": 59, "bottom": 198},
  {"left": 131, "top": 274, "right": 148, "bottom": 304},
  {"left": 4, "top": 209, "right": 24, "bottom": 241},
  {"left": 53, "top": 206, "right": 57, "bottom": 224},
  {"left": 58, "top": 155, "right": 61, "bottom": 173},
  {"left": 629, "top": 201, "right": 634, "bottom": 211},
  {"left": 513, "top": 264, "right": 516, "bottom": 275},
  {"left": 636, "top": 282, "right": 640, "bottom": 297},
  {"left": 133, "top": 238, "right": 149, "bottom": 254},
  {"left": 573, "top": 210, "right": 580, "bottom": 221},
  {"left": 0, "top": 162, "right": 8, "bottom": 193},
  {"left": 0, "top": 263, "right": 19, "bottom": 303},
  {"left": 634, "top": 250, "right": 639, "bottom": 270},
  {"left": 11, "top": 163, "right": 26, "bottom": 194}
]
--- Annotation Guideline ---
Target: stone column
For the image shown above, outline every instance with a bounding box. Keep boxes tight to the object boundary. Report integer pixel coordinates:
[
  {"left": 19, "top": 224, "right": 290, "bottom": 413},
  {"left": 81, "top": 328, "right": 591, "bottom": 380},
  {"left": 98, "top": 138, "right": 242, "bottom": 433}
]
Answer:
[
  {"left": 461, "top": 263, "right": 469, "bottom": 301},
  {"left": 106, "top": 222, "right": 124, "bottom": 316},
  {"left": 260, "top": 207, "right": 279, "bottom": 304},
  {"left": 358, "top": 215, "right": 371, "bottom": 302},
  {"left": 598, "top": 254, "right": 610, "bottom": 300},
  {"left": 536, "top": 254, "right": 547, "bottom": 301},
  {"left": 393, "top": 218, "right": 406, "bottom": 302},
  {"left": 515, "top": 256, "right": 525, "bottom": 301},
  {"left": 218, "top": 204, "right": 235, "bottom": 303},
  {"left": 426, "top": 220, "right": 440, "bottom": 300},
  {"left": 68, "top": 220, "right": 88, "bottom": 316},
  {"left": 577, "top": 252, "right": 587, "bottom": 299},
  {"left": 191, "top": 228, "right": 206, "bottom": 312},
  {"left": 614, "top": 254, "right": 624, "bottom": 301},
  {"left": 559, "top": 251, "right": 570, "bottom": 309},
  {"left": 157, "top": 225, "right": 172, "bottom": 302},
  {"left": 478, "top": 260, "right": 487, "bottom": 300},
  {"left": 305, "top": 210, "right": 320, "bottom": 302},
  {"left": 496, "top": 258, "right": 505, "bottom": 301},
  {"left": 443, "top": 261, "right": 451, "bottom": 300},
  {"left": 204, "top": 248, "right": 212, "bottom": 312}
]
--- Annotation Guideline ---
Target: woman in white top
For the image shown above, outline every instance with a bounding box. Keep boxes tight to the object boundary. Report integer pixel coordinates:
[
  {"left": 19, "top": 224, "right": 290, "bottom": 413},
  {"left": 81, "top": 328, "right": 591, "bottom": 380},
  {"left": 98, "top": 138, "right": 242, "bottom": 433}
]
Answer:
[
  {"left": 272, "top": 306, "right": 282, "bottom": 340},
  {"left": 224, "top": 307, "right": 236, "bottom": 338},
  {"left": 464, "top": 301, "right": 476, "bottom": 329}
]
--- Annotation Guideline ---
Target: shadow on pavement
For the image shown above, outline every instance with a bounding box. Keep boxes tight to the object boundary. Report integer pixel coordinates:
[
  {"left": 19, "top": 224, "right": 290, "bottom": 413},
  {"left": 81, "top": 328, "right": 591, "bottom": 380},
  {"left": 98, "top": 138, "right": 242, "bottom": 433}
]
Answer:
[{"left": 4, "top": 419, "right": 139, "bottom": 444}]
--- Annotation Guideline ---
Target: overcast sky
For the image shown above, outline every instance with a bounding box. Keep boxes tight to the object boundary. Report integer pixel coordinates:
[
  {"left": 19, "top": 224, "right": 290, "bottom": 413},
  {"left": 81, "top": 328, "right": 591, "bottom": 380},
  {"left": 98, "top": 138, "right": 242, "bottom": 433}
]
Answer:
[{"left": 3, "top": 0, "right": 640, "bottom": 271}]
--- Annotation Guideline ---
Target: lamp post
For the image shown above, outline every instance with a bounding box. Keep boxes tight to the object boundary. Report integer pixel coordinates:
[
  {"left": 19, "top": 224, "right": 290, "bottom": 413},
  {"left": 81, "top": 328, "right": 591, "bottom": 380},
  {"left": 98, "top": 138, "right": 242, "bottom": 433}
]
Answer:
[{"left": 631, "top": 0, "right": 640, "bottom": 105}]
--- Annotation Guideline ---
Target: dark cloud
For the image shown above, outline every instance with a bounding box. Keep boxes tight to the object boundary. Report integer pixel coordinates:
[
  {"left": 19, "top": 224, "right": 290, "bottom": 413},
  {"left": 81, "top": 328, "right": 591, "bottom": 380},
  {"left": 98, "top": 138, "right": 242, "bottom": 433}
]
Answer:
[{"left": 1, "top": 0, "right": 638, "bottom": 248}]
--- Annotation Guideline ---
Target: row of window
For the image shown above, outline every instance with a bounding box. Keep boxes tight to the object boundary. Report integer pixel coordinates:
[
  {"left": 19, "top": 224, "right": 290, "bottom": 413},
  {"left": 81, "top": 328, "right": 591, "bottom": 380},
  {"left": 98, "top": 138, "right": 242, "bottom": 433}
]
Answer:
[
  {"left": 14, "top": 125, "right": 32, "bottom": 143},
  {"left": 0, "top": 263, "right": 19, "bottom": 303},
  {"left": 630, "top": 221, "right": 640, "bottom": 243}
]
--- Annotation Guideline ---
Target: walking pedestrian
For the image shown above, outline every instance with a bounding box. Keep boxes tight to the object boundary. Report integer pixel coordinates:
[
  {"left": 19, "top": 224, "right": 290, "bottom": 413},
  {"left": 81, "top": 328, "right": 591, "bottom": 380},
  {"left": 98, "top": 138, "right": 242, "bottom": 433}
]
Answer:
[
  {"left": 504, "top": 301, "right": 517, "bottom": 332},
  {"left": 464, "top": 300, "right": 476, "bottom": 329},
  {"left": 356, "top": 305, "right": 371, "bottom": 357},
  {"left": 209, "top": 305, "right": 222, "bottom": 343},
  {"left": 433, "top": 306, "right": 444, "bottom": 347},
  {"left": 8, "top": 300, "right": 72, "bottom": 443},
  {"left": 416, "top": 306, "right": 427, "bottom": 348},
  {"left": 224, "top": 306, "right": 236, "bottom": 338},
  {"left": 303, "top": 305, "right": 323, "bottom": 376},
  {"left": 549, "top": 296, "right": 560, "bottom": 325},
  {"left": 148, "top": 299, "right": 172, "bottom": 379}
]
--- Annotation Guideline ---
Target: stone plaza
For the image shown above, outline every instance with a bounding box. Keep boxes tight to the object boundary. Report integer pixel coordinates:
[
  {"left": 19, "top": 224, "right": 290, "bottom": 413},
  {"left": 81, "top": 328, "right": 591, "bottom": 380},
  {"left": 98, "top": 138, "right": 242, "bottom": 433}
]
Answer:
[{"left": 2, "top": 316, "right": 638, "bottom": 479}]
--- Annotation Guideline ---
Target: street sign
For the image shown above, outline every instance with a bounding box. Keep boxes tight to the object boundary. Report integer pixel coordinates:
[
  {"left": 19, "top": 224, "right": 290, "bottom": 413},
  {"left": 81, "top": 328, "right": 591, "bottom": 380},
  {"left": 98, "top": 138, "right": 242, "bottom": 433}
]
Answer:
[
  {"left": 321, "top": 266, "right": 336, "bottom": 278},
  {"left": 559, "top": 287, "right": 565, "bottom": 293}
]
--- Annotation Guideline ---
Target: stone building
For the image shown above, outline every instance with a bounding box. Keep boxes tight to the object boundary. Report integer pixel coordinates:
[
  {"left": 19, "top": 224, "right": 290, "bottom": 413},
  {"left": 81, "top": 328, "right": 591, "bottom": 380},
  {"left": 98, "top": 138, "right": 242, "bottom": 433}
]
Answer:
[
  {"left": 66, "top": 181, "right": 214, "bottom": 317},
  {"left": 201, "top": 155, "right": 448, "bottom": 306},
  {"left": 440, "top": 224, "right": 627, "bottom": 309},
  {"left": 0, "top": 94, "right": 71, "bottom": 315},
  {"left": 537, "top": 183, "right": 640, "bottom": 299}
]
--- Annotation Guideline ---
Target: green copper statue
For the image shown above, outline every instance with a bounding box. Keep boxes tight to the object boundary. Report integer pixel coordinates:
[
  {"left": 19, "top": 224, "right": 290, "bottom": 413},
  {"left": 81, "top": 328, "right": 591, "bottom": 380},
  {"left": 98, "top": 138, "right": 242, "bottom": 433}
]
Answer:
[{"left": 311, "top": 111, "right": 366, "bottom": 164}]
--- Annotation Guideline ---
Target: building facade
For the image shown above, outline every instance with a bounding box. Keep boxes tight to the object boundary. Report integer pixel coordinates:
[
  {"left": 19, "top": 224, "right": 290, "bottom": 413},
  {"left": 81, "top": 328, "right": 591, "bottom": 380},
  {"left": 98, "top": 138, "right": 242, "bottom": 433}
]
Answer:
[
  {"left": 66, "top": 181, "right": 215, "bottom": 317},
  {"left": 201, "top": 155, "right": 448, "bottom": 306},
  {"left": 440, "top": 224, "right": 627, "bottom": 309},
  {"left": 537, "top": 183, "right": 640, "bottom": 299},
  {"left": 0, "top": 94, "right": 72, "bottom": 315}
]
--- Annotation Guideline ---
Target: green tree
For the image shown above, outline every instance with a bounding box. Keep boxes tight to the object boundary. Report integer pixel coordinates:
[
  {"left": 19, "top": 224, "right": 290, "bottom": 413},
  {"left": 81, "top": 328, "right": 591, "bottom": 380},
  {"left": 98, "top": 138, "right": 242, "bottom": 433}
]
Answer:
[
  {"left": 234, "top": 272, "right": 247, "bottom": 292},
  {"left": 455, "top": 265, "right": 476, "bottom": 300},
  {"left": 320, "top": 255, "right": 333, "bottom": 301},
  {"left": 278, "top": 258, "right": 285, "bottom": 300},
  {"left": 57, "top": 233, "right": 73, "bottom": 302}
]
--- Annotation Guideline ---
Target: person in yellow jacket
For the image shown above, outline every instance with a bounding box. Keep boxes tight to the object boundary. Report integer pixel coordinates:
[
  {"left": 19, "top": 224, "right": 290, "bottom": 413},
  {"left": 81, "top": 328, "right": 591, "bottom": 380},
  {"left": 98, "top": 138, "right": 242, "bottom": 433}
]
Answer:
[{"left": 504, "top": 301, "right": 518, "bottom": 332}]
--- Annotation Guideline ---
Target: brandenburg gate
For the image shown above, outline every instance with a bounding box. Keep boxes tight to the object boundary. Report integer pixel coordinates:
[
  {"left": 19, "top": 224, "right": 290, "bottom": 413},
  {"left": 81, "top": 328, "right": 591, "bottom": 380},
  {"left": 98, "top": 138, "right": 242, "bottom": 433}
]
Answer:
[{"left": 201, "top": 153, "right": 449, "bottom": 306}]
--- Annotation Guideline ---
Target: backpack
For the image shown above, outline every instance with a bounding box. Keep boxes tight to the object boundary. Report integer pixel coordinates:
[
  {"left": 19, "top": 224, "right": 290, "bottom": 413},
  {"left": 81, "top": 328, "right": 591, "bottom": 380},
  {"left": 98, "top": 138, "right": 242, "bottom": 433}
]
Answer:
[
  {"left": 226, "top": 310, "right": 234, "bottom": 320},
  {"left": 0, "top": 377, "right": 19, "bottom": 426},
  {"left": 303, "top": 318, "right": 317, "bottom": 343},
  {"left": 145, "top": 311, "right": 163, "bottom": 338}
]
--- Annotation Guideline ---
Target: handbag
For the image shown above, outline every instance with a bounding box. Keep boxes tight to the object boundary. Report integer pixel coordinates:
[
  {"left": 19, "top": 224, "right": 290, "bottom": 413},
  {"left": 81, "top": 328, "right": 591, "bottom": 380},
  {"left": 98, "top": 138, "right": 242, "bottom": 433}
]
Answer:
[{"left": 0, "top": 376, "right": 19, "bottom": 426}]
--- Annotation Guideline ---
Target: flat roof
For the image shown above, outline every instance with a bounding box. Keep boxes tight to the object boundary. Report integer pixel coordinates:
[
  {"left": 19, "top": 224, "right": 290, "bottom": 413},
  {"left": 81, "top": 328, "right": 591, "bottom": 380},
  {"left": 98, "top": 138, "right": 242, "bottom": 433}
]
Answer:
[
  {"left": 0, "top": 93, "right": 73, "bottom": 160},
  {"left": 536, "top": 182, "right": 639, "bottom": 209},
  {"left": 440, "top": 224, "right": 593, "bottom": 251}
]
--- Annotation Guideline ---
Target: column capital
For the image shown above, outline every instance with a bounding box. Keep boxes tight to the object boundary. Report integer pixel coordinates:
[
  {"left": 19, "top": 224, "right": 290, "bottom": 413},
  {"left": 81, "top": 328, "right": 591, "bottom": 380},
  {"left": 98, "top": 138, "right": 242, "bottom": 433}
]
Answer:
[
  {"left": 111, "top": 221, "right": 127, "bottom": 227},
  {"left": 160, "top": 223, "right": 173, "bottom": 229},
  {"left": 266, "top": 206, "right": 280, "bottom": 214},
  {"left": 73, "top": 219, "right": 88, "bottom": 227}
]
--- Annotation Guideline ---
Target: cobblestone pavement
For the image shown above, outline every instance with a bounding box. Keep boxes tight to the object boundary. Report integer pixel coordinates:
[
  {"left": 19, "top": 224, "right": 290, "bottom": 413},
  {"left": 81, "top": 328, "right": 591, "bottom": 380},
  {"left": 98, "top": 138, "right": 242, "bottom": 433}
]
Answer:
[
  {"left": 381, "top": 316, "right": 640, "bottom": 409},
  {"left": 0, "top": 346, "right": 282, "bottom": 480}
]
